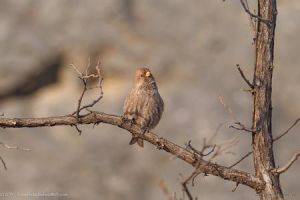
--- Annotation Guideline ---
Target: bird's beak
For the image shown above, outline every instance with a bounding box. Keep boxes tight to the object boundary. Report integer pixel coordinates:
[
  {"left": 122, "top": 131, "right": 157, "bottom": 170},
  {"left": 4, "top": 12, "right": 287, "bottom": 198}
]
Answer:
[{"left": 145, "top": 71, "right": 151, "bottom": 77}]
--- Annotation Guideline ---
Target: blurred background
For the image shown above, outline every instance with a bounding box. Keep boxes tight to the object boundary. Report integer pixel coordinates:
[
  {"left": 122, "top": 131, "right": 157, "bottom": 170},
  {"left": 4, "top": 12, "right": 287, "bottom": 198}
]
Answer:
[{"left": 0, "top": 0, "right": 299, "bottom": 199}]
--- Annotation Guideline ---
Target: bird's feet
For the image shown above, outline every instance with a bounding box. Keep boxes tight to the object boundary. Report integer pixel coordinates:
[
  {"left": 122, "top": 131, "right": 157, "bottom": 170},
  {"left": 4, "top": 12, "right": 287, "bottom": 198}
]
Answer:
[
  {"left": 141, "top": 127, "right": 150, "bottom": 134},
  {"left": 121, "top": 116, "right": 135, "bottom": 127}
]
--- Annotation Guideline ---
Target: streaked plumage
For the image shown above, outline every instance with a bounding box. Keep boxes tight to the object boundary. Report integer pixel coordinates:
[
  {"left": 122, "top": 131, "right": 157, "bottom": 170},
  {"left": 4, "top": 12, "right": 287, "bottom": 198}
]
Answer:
[{"left": 123, "top": 67, "right": 164, "bottom": 147}]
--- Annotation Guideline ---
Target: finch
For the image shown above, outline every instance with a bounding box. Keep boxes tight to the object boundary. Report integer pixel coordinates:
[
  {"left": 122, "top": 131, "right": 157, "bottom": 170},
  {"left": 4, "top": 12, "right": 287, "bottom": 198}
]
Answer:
[{"left": 123, "top": 67, "right": 164, "bottom": 147}]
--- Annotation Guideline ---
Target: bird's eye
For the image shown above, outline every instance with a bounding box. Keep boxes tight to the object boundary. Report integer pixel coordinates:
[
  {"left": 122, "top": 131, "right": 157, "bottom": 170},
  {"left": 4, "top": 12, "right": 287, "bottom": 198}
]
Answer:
[{"left": 140, "top": 74, "right": 143, "bottom": 77}]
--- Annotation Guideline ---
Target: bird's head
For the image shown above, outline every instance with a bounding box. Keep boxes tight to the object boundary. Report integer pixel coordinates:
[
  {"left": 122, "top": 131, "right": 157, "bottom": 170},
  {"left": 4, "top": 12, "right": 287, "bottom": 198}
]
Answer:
[{"left": 135, "top": 67, "right": 156, "bottom": 87}]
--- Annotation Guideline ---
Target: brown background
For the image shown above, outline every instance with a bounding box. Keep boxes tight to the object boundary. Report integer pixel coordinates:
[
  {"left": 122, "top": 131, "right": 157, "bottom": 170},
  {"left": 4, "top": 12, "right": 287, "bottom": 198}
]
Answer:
[{"left": 0, "top": 0, "right": 299, "bottom": 199}]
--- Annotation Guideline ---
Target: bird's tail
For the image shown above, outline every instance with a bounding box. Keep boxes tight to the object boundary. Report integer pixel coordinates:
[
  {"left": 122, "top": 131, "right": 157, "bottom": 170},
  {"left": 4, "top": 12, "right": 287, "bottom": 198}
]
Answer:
[{"left": 129, "top": 137, "right": 144, "bottom": 148}]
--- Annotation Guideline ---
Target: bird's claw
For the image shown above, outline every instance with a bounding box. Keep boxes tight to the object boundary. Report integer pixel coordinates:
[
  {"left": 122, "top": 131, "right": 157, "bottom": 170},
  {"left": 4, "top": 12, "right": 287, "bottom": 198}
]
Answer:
[
  {"left": 142, "top": 127, "right": 149, "bottom": 134},
  {"left": 121, "top": 116, "right": 135, "bottom": 127}
]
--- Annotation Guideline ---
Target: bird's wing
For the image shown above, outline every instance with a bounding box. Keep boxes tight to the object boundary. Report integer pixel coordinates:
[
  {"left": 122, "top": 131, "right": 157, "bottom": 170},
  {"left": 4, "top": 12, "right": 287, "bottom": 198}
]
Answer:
[{"left": 123, "top": 89, "right": 138, "bottom": 119}]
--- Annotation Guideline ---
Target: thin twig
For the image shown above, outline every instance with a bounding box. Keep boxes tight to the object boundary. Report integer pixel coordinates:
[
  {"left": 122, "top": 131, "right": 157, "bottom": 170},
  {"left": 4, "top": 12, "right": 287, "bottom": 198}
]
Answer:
[
  {"left": 240, "top": 0, "right": 270, "bottom": 25},
  {"left": 210, "top": 136, "right": 239, "bottom": 161},
  {"left": 85, "top": 57, "right": 91, "bottom": 76},
  {"left": 207, "top": 123, "right": 224, "bottom": 145},
  {"left": 244, "top": 0, "right": 257, "bottom": 35},
  {"left": 182, "top": 172, "right": 197, "bottom": 200},
  {"left": 183, "top": 134, "right": 239, "bottom": 198},
  {"left": 186, "top": 140, "right": 215, "bottom": 158},
  {"left": 71, "top": 58, "right": 104, "bottom": 117},
  {"left": 69, "top": 64, "right": 83, "bottom": 76},
  {"left": 159, "top": 180, "right": 173, "bottom": 200},
  {"left": 273, "top": 118, "right": 300, "bottom": 142},
  {"left": 229, "top": 118, "right": 300, "bottom": 168},
  {"left": 218, "top": 96, "right": 237, "bottom": 121},
  {"left": 76, "top": 79, "right": 88, "bottom": 117},
  {"left": 236, "top": 64, "right": 254, "bottom": 89},
  {"left": 73, "top": 124, "right": 82, "bottom": 135},
  {"left": 0, "top": 156, "right": 7, "bottom": 170},
  {"left": 232, "top": 182, "right": 240, "bottom": 192},
  {"left": 229, "top": 122, "right": 255, "bottom": 133},
  {"left": 272, "top": 151, "right": 300, "bottom": 174},
  {"left": 229, "top": 151, "right": 252, "bottom": 168}
]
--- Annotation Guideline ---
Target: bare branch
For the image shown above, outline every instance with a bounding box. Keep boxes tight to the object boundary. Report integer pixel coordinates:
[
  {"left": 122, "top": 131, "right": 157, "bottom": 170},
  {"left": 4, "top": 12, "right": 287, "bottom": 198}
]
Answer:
[
  {"left": 0, "top": 112, "right": 265, "bottom": 192},
  {"left": 273, "top": 118, "right": 300, "bottom": 142},
  {"left": 236, "top": 64, "right": 254, "bottom": 89},
  {"left": 71, "top": 59, "right": 104, "bottom": 117},
  {"left": 272, "top": 151, "right": 300, "bottom": 175}
]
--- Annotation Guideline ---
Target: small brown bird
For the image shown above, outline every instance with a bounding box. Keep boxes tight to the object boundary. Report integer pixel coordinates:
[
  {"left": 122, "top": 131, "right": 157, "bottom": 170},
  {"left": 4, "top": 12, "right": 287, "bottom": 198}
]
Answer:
[{"left": 123, "top": 67, "right": 164, "bottom": 147}]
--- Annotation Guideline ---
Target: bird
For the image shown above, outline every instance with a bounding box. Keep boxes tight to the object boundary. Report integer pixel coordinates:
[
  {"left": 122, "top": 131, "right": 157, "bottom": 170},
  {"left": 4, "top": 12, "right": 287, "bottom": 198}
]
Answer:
[{"left": 123, "top": 67, "right": 164, "bottom": 147}]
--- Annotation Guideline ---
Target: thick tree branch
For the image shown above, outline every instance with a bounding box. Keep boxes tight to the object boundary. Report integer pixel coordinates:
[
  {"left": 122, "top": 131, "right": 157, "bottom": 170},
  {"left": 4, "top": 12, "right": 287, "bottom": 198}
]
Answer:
[{"left": 0, "top": 112, "right": 265, "bottom": 192}]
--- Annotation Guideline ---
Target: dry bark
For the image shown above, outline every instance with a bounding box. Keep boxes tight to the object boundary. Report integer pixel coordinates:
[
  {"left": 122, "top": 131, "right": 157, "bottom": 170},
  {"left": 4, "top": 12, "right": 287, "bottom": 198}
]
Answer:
[{"left": 251, "top": 0, "right": 284, "bottom": 199}]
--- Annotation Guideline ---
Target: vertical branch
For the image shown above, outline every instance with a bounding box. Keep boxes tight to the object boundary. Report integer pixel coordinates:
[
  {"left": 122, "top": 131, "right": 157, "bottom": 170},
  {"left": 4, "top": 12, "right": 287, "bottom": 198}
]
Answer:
[{"left": 251, "top": 0, "right": 283, "bottom": 200}]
